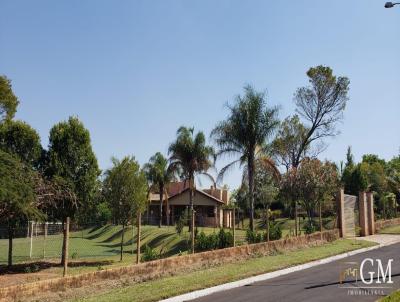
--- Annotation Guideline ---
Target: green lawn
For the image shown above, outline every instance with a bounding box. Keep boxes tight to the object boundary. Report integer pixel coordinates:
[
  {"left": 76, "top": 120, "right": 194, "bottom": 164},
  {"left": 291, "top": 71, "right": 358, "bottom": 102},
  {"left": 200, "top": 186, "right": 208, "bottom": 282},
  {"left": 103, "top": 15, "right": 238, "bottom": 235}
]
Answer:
[
  {"left": 0, "top": 218, "right": 336, "bottom": 275},
  {"left": 381, "top": 290, "right": 400, "bottom": 301},
  {"left": 70, "top": 239, "right": 375, "bottom": 302},
  {"left": 0, "top": 225, "right": 247, "bottom": 267},
  {"left": 379, "top": 225, "right": 400, "bottom": 235}
]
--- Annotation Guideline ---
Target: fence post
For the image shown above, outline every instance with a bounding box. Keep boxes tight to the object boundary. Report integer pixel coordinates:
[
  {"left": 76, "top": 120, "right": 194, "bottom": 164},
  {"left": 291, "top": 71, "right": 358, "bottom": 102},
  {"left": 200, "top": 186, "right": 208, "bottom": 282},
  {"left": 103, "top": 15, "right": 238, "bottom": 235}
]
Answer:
[
  {"left": 63, "top": 217, "right": 70, "bottom": 277},
  {"left": 136, "top": 212, "right": 141, "bottom": 264},
  {"left": 43, "top": 222, "right": 48, "bottom": 258},
  {"left": 30, "top": 221, "right": 34, "bottom": 259},
  {"left": 232, "top": 207, "right": 236, "bottom": 247}
]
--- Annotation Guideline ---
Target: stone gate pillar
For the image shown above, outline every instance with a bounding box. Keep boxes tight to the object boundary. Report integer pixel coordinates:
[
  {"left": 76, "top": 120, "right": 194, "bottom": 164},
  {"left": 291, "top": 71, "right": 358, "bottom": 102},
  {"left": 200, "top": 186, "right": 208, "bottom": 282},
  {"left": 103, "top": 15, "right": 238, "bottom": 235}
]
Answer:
[
  {"left": 366, "top": 192, "right": 375, "bottom": 235},
  {"left": 337, "top": 188, "right": 345, "bottom": 238},
  {"left": 359, "top": 192, "right": 369, "bottom": 236}
]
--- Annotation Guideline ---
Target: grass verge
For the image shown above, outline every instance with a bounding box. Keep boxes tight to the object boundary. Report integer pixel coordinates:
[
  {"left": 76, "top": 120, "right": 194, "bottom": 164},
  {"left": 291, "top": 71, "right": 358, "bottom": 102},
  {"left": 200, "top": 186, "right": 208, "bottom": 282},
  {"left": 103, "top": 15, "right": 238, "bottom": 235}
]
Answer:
[
  {"left": 68, "top": 239, "right": 375, "bottom": 302},
  {"left": 381, "top": 290, "right": 400, "bottom": 301},
  {"left": 379, "top": 225, "right": 400, "bottom": 235}
]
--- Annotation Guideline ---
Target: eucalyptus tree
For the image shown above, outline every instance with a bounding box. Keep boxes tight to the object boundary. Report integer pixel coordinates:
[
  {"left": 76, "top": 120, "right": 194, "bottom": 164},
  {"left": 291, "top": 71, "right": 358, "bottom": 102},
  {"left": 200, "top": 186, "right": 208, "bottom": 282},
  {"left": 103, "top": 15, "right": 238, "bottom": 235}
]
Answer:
[
  {"left": 168, "top": 126, "right": 214, "bottom": 253},
  {"left": 0, "top": 76, "right": 19, "bottom": 122},
  {"left": 103, "top": 156, "right": 148, "bottom": 261},
  {"left": 211, "top": 85, "right": 279, "bottom": 231},
  {"left": 0, "top": 150, "right": 42, "bottom": 268},
  {"left": 144, "top": 152, "right": 176, "bottom": 227}
]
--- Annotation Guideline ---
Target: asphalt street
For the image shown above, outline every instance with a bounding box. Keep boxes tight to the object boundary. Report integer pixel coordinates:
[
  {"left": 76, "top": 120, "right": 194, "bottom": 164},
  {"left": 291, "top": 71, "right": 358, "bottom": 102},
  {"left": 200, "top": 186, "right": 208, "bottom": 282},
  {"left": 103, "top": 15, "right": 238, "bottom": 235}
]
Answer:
[{"left": 193, "top": 243, "right": 400, "bottom": 302}]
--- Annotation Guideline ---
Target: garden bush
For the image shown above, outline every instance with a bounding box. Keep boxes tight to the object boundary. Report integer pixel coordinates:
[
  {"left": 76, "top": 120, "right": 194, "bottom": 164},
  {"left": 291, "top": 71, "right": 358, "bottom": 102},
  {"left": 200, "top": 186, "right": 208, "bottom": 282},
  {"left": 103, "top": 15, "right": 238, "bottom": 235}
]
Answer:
[
  {"left": 246, "top": 229, "right": 263, "bottom": 244},
  {"left": 195, "top": 229, "right": 234, "bottom": 251},
  {"left": 141, "top": 245, "right": 159, "bottom": 262}
]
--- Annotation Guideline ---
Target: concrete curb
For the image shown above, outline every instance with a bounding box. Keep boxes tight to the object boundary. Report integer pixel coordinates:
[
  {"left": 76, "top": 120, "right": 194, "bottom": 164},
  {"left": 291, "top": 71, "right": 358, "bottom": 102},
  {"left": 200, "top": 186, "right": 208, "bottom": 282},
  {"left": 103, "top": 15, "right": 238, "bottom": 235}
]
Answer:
[{"left": 160, "top": 240, "right": 399, "bottom": 302}]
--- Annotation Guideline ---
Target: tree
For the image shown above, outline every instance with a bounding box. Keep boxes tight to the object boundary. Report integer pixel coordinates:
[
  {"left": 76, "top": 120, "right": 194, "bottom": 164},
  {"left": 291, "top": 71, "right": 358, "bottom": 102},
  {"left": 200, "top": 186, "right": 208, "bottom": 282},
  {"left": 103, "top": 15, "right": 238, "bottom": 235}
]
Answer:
[
  {"left": 0, "top": 76, "right": 19, "bottom": 122},
  {"left": 47, "top": 116, "right": 100, "bottom": 223},
  {"left": 168, "top": 126, "right": 214, "bottom": 253},
  {"left": 295, "top": 158, "right": 338, "bottom": 233},
  {"left": 46, "top": 117, "right": 99, "bottom": 265},
  {"left": 0, "top": 150, "right": 42, "bottom": 268},
  {"left": 144, "top": 152, "right": 176, "bottom": 227},
  {"left": 0, "top": 120, "right": 42, "bottom": 167},
  {"left": 343, "top": 164, "right": 368, "bottom": 196},
  {"left": 103, "top": 156, "right": 147, "bottom": 262},
  {"left": 272, "top": 115, "right": 308, "bottom": 171},
  {"left": 292, "top": 66, "right": 350, "bottom": 168},
  {"left": 254, "top": 169, "right": 279, "bottom": 241},
  {"left": 211, "top": 85, "right": 279, "bottom": 231}
]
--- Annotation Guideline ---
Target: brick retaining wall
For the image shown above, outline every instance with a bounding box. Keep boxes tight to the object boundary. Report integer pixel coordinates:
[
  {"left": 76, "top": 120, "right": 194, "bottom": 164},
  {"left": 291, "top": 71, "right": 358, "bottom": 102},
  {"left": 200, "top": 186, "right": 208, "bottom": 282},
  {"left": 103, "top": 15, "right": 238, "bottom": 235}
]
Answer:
[
  {"left": 375, "top": 218, "right": 400, "bottom": 231},
  {"left": 0, "top": 229, "right": 339, "bottom": 301}
]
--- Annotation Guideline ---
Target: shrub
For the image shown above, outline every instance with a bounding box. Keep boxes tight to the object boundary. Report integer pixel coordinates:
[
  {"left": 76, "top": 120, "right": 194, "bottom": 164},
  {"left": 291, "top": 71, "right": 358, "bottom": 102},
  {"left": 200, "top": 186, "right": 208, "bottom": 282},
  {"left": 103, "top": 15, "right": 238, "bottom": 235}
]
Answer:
[
  {"left": 195, "top": 229, "right": 234, "bottom": 251},
  {"left": 141, "top": 245, "right": 158, "bottom": 262},
  {"left": 175, "top": 213, "right": 186, "bottom": 235},
  {"left": 217, "top": 228, "right": 233, "bottom": 249},
  {"left": 246, "top": 229, "right": 263, "bottom": 244},
  {"left": 263, "top": 222, "right": 282, "bottom": 241},
  {"left": 304, "top": 220, "right": 316, "bottom": 234},
  {"left": 195, "top": 231, "right": 218, "bottom": 251}
]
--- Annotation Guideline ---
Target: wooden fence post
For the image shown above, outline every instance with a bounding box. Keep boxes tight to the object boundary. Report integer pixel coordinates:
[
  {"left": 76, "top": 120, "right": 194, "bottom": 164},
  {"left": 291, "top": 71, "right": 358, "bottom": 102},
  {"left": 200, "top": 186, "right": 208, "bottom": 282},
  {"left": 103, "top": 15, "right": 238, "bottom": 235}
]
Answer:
[
  {"left": 29, "top": 221, "right": 34, "bottom": 259},
  {"left": 63, "top": 217, "right": 70, "bottom": 277},
  {"left": 43, "top": 222, "right": 48, "bottom": 258},
  {"left": 136, "top": 212, "right": 141, "bottom": 264},
  {"left": 232, "top": 207, "right": 236, "bottom": 247}
]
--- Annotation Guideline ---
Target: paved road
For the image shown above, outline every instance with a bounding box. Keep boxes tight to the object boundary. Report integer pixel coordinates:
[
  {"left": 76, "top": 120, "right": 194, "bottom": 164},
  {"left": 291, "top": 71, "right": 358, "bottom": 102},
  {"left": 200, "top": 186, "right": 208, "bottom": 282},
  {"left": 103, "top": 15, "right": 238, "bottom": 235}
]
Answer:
[{"left": 193, "top": 243, "right": 400, "bottom": 302}]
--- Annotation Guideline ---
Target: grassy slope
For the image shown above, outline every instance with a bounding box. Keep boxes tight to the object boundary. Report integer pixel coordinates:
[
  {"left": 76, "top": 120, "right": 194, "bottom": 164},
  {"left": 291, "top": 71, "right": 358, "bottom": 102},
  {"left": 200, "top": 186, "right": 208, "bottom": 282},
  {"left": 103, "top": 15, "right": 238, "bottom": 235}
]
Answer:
[
  {"left": 1, "top": 218, "right": 315, "bottom": 265},
  {"left": 0, "top": 225, "right": 247, "bottom": 272},
  {"left": 71, "top": 239, "right": 375, "bottom": 302},
  {"left": 379, "top": 225, "right": 400, "bottom": 235}
]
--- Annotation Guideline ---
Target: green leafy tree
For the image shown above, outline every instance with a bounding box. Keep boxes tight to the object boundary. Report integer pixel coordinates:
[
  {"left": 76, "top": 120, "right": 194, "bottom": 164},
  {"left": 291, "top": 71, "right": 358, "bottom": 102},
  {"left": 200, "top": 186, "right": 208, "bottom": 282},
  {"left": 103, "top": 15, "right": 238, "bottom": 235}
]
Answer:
[
  {"left": 103, "top": 156, "right": 148, "bottom": 261},
  {"left": 0, "top": 150, "right": 42, "bottom": 267},
  {"left": 0, "top": 76, "right": 19, "bottom": 122},
  {"left": 144, "top": 152, "right": 176, "bottom": 227},
  {"left": 295, "top": 158, "right": 338, "bottom": 233},
  {"left": 386, "top": 156, "right": 400, "bottom": 198},
  {"left": 47, "top": 116, "right": 100, "bottom": 223},
  {"left": 254, "top": 172, "right": 279, "bottom": 241},
  {"left": 0, "top": 120, "right": 42, "bottom": 167},
  {"left": 168, "top": 126, "right": 214, "bottom": 253},
  {"left": 360, "top": 155, "right": 387, "bottom": 195},
  {"left": 46, "top": 117, "right": 99, "bottom": 265},
  {"left": 272, "top": 115, "right": 308, "bottom": 171},
  {"left": 211, "top": 85, "right": 279, "bottom": 231}
]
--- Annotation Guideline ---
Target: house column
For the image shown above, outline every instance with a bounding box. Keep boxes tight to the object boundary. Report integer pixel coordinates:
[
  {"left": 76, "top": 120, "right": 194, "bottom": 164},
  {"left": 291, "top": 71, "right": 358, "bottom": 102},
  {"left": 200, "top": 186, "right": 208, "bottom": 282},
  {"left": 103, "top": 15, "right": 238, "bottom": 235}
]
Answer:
[
  {"left": 337, "top": 188, "right": 345, "bottom": 238},
  {"left": 214, "top": 206, "right": 218, "bottom": 227},
  {"left": 166, "top": 203, "right": 170, "bottom": 226},
  {"left": 171, "top": 206, "right": 175, "bottom": 225},
  {"left": 366, "top": 192, "right": 375, "bottom": 235},
  {"left": 359, "top": 191, "right": 369, "bottom": 236}
]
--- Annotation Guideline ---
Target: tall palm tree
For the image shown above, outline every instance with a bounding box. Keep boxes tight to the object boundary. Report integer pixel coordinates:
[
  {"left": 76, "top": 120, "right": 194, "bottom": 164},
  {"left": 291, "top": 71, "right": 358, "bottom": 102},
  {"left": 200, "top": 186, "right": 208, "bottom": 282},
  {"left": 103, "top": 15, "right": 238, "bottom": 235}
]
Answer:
[
  {"left": 168, "top": 126, "right": 214, "bottom": 253},
  {"left": 144, "top": 152, "right": 175, "bottom": 227},
  {"left": 211, "top": 85, "right": 279, "bottom": 231}
]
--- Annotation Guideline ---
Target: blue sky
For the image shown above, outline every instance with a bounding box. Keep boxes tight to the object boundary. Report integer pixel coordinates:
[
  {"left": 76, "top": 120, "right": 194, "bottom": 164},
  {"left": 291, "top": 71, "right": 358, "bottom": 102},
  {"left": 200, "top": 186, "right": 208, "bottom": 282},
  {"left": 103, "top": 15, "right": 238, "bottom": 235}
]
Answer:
[{"left": 1, "top": 1, "right": 399, "bottom": 190}]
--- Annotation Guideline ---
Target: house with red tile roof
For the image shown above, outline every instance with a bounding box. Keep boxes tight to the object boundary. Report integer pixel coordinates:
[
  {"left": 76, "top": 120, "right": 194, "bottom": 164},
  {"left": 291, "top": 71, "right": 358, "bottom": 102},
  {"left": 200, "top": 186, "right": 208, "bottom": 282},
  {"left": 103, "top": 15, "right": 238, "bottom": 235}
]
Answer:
[{"left": 146, "top": 181, "right": 232, "bottom": 228}]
